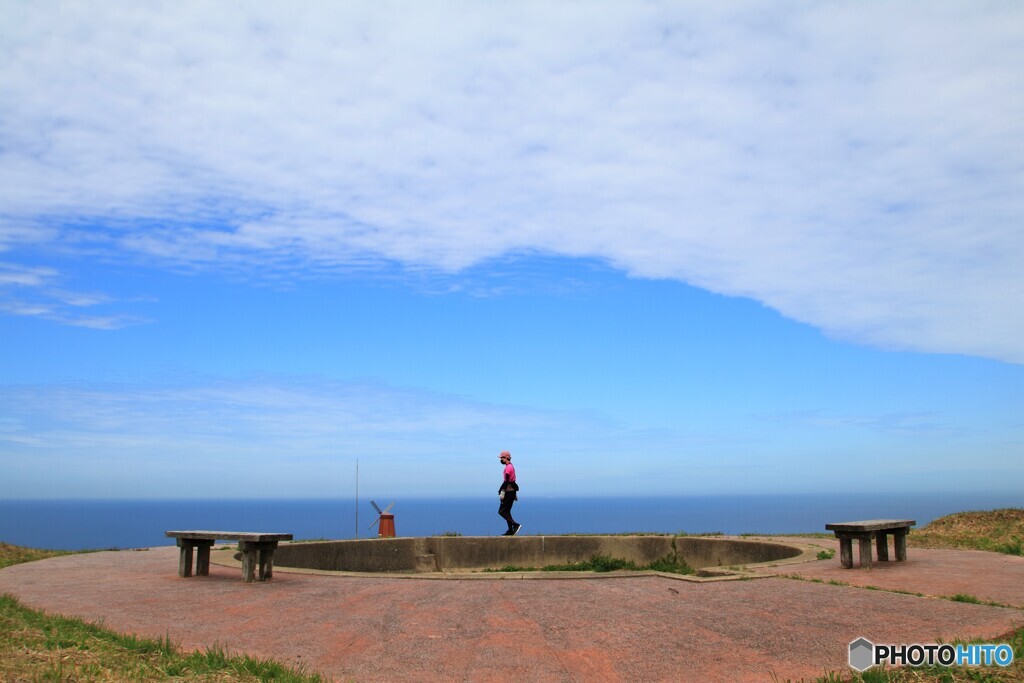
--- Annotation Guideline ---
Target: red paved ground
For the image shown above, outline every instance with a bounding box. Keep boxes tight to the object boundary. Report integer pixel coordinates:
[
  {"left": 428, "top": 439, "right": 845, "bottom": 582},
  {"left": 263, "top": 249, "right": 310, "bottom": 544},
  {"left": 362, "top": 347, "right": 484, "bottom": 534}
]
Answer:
[
  {"left": 749, "top": 536, "right": 1024, "bottom": 608},
  {"left": 1, "top": 543, "right": 1022, "bottom": 682}
]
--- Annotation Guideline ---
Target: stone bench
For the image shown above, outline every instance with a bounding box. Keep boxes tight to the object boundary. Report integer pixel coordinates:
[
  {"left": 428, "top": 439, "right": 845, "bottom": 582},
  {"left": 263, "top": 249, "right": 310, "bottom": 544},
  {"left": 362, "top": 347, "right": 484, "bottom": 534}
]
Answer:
[
  {"left": 165, "top": 531, "right": 293, "bottom": 582},
  {"left": 825, "top": 520, "right": 915, "bottom": 569}
]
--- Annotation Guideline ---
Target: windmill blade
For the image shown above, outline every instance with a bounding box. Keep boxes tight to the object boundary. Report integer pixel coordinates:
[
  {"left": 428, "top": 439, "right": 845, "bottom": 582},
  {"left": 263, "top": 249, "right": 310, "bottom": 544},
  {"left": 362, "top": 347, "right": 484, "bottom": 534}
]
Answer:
[
  {"left": 370, "top": 500, "right": 382, "bottom": 515},
  {"left": 368, "top": 515, "right": 382, "bottom": 530},
  {"left": 382, "top": 502, "right": 395, "bottom": 515}
]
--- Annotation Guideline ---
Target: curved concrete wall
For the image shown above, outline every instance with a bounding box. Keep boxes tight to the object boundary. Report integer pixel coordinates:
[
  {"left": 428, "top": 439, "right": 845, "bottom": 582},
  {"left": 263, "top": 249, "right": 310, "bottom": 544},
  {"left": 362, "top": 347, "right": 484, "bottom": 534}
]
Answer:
[{"left": 274, "top": 535, "right": 802, "bottom": 573}]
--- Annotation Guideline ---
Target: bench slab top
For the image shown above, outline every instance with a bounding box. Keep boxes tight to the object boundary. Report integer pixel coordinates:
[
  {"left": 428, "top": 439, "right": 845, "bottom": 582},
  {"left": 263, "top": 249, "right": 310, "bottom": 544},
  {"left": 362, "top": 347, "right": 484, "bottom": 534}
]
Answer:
[
  {"left": 165, "top": 531, "right": 293, "bottom": 542},
  {"left": 825, "top": 520, "right": 916, "bottom": 533}
]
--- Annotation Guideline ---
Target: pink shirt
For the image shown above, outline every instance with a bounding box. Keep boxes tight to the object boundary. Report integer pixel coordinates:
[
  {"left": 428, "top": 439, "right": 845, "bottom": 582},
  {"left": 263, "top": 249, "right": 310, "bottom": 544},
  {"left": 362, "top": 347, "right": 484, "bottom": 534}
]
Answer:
[{"left": 503, "top": 462, "right": 516, "bottom": 483}]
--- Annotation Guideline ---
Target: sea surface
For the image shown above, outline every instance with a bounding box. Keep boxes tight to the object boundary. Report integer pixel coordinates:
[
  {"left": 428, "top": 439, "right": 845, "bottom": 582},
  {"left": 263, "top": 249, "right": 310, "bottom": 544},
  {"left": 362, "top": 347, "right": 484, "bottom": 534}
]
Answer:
[{"left": 1, "top": 492, "right": 1022, "bottom": 551}]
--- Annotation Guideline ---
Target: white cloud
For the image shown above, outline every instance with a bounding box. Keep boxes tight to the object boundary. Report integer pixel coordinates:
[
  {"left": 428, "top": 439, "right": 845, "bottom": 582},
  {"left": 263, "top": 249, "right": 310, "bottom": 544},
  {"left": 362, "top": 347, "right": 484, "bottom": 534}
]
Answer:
[
  {"left": 1, "top": 2, "right": 1021, "bottom": 361},
  {"left": 0, "top": 261, "right": 146, "bottom": 329},
  {"left": 0, "top": 263, "right": 57, "bottom": 287}
]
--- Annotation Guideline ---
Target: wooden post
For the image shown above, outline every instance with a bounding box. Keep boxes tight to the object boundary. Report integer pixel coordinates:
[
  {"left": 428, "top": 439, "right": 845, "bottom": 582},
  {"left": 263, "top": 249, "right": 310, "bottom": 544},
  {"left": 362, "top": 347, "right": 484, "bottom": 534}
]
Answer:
[
  {"left": 177, "top": 540, "right": 194, "bottom": 578},
  {"left": 875, "top": 532, "right": 889, "bottom": 561},
  {"left": 894, "top": 530, "right": 908, "bottom": 561},
  {"left": 858, "top": 535, "right": 873, "bottom": 569},
  {"left": 839, "top": 538, "right": 853, "bottom": 568}
]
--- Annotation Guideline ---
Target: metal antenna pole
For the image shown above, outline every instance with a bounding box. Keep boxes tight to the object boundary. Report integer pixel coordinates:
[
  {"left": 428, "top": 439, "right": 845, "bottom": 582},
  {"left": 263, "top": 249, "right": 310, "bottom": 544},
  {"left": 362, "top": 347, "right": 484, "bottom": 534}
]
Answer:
[{"left": 355, "top": 458, "right": 359, "bottom": 539}]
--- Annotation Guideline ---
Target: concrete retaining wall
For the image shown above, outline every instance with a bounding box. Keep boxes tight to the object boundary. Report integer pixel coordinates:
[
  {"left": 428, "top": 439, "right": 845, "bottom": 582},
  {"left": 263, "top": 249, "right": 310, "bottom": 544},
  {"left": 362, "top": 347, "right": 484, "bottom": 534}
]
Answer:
[{"left": 274, "top": 535, "right": 802, "bottom": 574}]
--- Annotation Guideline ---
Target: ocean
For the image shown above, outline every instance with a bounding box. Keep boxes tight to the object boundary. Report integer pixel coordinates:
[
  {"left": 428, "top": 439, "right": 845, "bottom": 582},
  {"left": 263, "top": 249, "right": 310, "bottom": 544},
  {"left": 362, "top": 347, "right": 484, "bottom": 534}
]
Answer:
[{"left": 1, "top": 492, "right": 1021, "bottom": 551}]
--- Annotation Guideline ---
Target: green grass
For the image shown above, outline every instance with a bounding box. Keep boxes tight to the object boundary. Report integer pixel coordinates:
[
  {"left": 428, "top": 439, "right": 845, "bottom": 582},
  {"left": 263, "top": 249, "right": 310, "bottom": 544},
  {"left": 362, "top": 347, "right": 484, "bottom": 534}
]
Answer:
[
  {"left": 994, "top": 538, "right": 1024, "bottom": 556},
  {"left": 0, "top": 542, "right": 70, "bottom": 569},
  {"left": 945, "top": 593, "right": 1012, "bottom": 608}
]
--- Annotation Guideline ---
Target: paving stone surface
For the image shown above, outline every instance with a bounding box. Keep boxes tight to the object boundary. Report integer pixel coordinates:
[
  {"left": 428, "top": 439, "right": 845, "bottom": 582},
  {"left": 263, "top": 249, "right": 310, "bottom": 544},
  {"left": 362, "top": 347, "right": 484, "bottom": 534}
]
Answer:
[
  {"left": 749, "top": 536, "right": 1024, "bottom": 608},
  {"left": 1, "top": 543, "right": 1022, "bottom": 682}
]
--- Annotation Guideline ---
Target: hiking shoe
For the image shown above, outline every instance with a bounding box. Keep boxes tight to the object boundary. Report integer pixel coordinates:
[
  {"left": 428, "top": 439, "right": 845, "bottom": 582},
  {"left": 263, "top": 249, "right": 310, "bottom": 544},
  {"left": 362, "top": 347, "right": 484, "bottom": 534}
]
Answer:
[
  {"left": 502, "top": 530, "right": 513, "bottom": 536},
  {"left": 512, "top": 523, "right": 522, "bottom": 536}
]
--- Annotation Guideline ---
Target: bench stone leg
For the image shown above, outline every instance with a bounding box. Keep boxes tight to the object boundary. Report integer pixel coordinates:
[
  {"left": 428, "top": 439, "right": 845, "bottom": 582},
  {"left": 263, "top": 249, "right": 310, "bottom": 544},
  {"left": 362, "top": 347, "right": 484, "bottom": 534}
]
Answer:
[
  {"left": 237, "top": 541, "right": 280, "bottom": 582},
  {"left": 239, "top": 542, "right": 258, "bottom": 583},
  {"left": 839, "top": 538, "right": 853, "bottom": 568},
  {"left": 176, "top": 541, "right": 194, "bottom": 578},
  {"left": 859, "top": 535, "right": 873, "bottom": 569},
  {"left": 257, "top": 542, "right": 278, "bottom": 581},
  {"left": 894, "top": 531, "right": 908, "bottom": 561},
  {"left": 195, "top": 540, "right": 215, "bottom": 576},
  {"left": 876, "top": 532, "right": 889, "bottom": 561}
]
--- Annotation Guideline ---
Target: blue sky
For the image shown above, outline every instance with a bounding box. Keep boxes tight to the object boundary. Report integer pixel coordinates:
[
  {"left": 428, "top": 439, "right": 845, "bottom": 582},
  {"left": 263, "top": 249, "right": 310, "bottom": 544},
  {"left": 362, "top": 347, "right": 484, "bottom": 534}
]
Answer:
[{"left": 1, "top": 2, "right": 1022, "bottom": 500}]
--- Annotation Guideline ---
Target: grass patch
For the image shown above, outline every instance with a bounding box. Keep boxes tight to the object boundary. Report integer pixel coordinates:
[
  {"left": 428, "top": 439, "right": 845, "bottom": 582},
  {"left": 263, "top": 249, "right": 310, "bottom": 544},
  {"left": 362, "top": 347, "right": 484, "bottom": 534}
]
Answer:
[
  {"left": 910, "top": 508, "right": 1024, "bottom": 556},
  {"left": 817, "top": 549, "right": 836, "bottom": 561},
  {"left": 0, "top": 542, "right": 70, "bottom": 569},
  {"left": 484, "top": 553, "right": 695, "bottom": 575},
  {"left": 0, "top": 593, "right": 325, "bottom": 682},
  {"left": 945, "top": 593, "right": 1011, "bottom": 608},
  {"left": 646, "top": 555, "right": 695, "bottom": 574},
  {"left": 995, "top": 538, "right": 1024, "bottom": 556}
]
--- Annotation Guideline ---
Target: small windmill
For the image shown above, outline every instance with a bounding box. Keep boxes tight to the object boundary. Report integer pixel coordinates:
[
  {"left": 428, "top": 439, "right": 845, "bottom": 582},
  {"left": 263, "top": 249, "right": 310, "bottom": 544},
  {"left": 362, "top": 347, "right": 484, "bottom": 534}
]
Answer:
[{"left": 368, "top": 500, "right": 396, "bottom": 537}]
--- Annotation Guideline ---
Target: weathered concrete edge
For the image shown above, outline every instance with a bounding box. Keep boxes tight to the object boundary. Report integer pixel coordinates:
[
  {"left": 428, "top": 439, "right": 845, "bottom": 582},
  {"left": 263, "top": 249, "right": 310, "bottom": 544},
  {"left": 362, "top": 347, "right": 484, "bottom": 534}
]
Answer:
[
  {"left": 209, "top": 536, "right": 823, "bottom": 582},
  {"left": 273, "top": 534, "right": 810, "bottom": 573},
  {"left": 730, "top": 536, "right": 831, "bottom": 571}
]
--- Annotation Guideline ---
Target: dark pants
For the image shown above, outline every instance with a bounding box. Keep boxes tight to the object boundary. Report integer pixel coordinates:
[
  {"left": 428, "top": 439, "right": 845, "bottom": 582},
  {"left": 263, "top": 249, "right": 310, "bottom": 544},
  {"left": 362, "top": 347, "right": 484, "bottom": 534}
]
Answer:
[{"left": 498, "top": 493, "right": 517, "bottom": 532}]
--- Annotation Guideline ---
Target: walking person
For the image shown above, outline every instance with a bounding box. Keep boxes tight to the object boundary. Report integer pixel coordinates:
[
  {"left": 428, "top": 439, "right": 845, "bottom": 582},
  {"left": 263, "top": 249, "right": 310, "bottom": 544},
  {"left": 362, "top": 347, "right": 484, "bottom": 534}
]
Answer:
[{"left": 497, "top": 450, "right": 521, "bottom": 536}]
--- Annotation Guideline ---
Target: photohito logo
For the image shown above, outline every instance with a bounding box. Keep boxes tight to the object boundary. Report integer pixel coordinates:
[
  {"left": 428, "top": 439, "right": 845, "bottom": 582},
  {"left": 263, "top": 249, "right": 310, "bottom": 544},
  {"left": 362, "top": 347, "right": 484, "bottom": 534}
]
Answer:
[{"left": 849, "top": 637, "right": 1014, "bottom": 672}]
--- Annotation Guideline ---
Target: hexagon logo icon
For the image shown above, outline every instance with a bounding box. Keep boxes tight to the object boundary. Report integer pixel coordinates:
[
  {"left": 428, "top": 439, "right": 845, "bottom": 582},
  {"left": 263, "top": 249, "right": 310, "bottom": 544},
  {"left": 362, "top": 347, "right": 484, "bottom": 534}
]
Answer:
[{"left": 849, "top": 637, "right": 875, "bottom": 672}]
